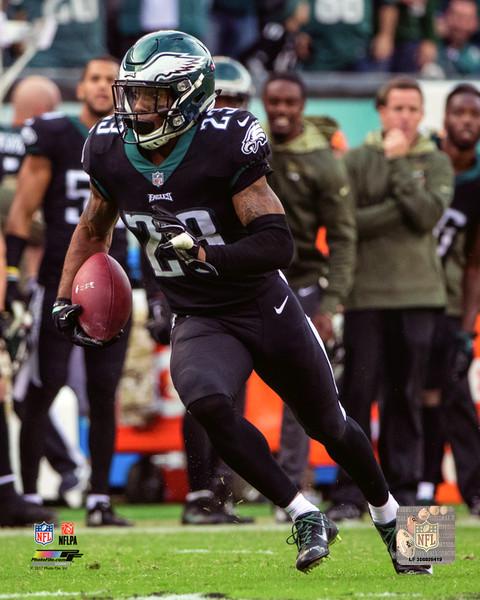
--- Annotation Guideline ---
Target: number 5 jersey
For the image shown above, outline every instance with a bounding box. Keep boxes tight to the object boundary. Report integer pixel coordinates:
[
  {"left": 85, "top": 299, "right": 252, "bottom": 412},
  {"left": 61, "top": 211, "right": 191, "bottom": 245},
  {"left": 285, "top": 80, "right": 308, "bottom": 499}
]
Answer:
[{"left": 22, "top": 112, "right": 127, "bottom": 288}]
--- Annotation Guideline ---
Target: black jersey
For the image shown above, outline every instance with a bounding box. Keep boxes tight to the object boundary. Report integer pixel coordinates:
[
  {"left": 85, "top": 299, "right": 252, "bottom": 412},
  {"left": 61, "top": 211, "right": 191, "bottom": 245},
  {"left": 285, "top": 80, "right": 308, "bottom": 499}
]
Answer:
[
  {"left": 23, "top": 113, "right": 127, "bottom": 287},
  {"left": 0, "top": 124, "right": 24, "bottom": 176},
  {"left": 435, "top": 158, "right": 480, "bottom": 260},
  {"left": 434, "top": 157, "right": 480, "bottom": 315},
  {"left": 83, "top": 108, "right": 273, "bottom": 315}
]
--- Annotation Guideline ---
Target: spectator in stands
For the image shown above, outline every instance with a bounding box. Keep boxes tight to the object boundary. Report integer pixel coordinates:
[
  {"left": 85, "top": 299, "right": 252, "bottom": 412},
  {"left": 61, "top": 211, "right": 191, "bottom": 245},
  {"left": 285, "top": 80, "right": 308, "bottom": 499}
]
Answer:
[
  {"left": 262, "top": 71, "right": 356, "bottom": 520},
  {"left": 418, "top": 84, "right": 480, "bottom": 516},
  {"left": 434, "top": 0, "right": 480, "bottom": 76},
  {"left": 242, "top": 0, "right": 310, "bottom": 73},
  {"left": 296, "top": 0, "right": 393, "bottom": 72},
  {"left": 8, "top": 0, "right": 107, "bottom": 68},
  {"left": 327, "top": 77, "right": 453, "bottom": 519},
  {"left": 208, "top": 0, "right": 259, "bottom": 59},
  {"left": 378, "top": 0, "right": 438, "bottom": 73},
  {"left": 109, "top": 0, "right": 208, "bottom": 60}
]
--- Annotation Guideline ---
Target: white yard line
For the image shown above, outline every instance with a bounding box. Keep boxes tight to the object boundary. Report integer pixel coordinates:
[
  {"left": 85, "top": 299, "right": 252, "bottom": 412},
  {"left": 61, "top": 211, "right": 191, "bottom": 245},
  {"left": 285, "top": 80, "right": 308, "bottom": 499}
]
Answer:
[{"left": 1, "top": 517, "right": 479, "bottom": 537}]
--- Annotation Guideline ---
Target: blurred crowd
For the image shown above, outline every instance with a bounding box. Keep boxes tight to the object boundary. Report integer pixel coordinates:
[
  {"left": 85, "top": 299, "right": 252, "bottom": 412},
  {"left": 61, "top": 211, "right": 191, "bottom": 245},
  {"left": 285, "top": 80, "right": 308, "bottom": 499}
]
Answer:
[{"left": 2, "top": 0, "right": 480, "bottom": 77}]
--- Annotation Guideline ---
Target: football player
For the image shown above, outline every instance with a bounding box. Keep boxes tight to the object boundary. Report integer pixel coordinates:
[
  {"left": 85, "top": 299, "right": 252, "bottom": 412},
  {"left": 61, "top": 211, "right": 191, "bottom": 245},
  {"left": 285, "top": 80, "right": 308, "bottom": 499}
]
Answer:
[
  {"left": 1, "top": 75, "right": 88, "bottom": 506},
  {"left": 0, "top": 169, "right": 56, "bottom": 525},
  {"left": 179, "top": 55, "right": 255, "bottom": 524},
  {"left": 214, "top": 56, "right": 254, "bottom": 110},
  {"left": 54, "top": 31, "right": 429, "bottom": 574},
  {"left": 5, "top": 57, "right": 132, "bottom": 526},
  {"left": 418, "top": 84, "right": 480, "bottom": 515}
]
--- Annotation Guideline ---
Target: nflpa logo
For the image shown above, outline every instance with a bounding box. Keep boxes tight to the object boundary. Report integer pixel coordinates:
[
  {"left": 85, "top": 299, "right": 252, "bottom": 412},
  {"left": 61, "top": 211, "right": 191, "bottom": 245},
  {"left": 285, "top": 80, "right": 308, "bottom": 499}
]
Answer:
[{"left": 61, "top": 522, "right": 75, "bottom": 535}]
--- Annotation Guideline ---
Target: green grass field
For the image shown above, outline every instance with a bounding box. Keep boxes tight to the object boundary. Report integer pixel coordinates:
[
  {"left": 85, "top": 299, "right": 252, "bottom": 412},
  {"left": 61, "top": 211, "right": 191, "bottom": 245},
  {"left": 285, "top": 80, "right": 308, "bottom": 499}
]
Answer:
[{"left": 0, "top": 504, "right": 479, "bottom": 600}]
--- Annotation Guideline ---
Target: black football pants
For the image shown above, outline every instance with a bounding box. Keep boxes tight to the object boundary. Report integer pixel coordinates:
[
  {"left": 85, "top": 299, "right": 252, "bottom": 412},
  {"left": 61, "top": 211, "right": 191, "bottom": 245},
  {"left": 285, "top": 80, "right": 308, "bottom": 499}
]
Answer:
[
  {"left": 423, "top": 314, "right": 480, "bottom": 506},
  {"left": 331, "top": 308, "right": 438, "bottom": 508},
  {"left": 20, "top": 286, "right": 130, "bottom": 495},
  {"left": 171, "top": 275, "right": 389, "bottom": 508}
]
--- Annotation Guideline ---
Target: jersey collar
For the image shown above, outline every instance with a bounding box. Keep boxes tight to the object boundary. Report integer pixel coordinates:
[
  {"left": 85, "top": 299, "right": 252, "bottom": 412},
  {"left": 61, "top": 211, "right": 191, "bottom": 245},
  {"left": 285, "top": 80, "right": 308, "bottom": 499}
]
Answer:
[
  {"left": 123, "top": 125, "right": 197, "bottom": 186},
  {"left": 455, "top": 154, "right": 480, "bottom": 186},
  {"left": 68, "top": 115, "right": 90, "bottom": 139}
]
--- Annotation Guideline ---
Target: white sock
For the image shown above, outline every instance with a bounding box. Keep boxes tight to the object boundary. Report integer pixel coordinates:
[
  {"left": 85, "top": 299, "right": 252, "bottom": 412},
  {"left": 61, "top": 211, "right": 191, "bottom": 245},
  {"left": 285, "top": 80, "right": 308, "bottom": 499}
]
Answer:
[
  {"left": 417, "top": 481, "right": 435, "bottom": 501},
  {"left": 284, "top": 493, "right": 319, "bottom": 522},
  {"left": 24, "top": 493, "right": 42, "bottom": 505},
  {"left": 368, "top": 493, "right": 399, "bottom": 525},
  {"left": 86, "top": 494, "right": 110, "bottom": 510}
]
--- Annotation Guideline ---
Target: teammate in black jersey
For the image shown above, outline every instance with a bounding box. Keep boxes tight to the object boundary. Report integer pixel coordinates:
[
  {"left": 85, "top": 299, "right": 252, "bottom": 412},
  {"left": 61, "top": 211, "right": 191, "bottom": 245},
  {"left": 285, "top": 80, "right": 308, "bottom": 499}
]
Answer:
[
  {"left": 419, "top": 84, "right": 480, "bottom": 515},
  {"left": 0, "top": 74, "right": 89, "bottom": 507},
  {"left": 0, "top": 165, "right": 56, "bottom": 526},
  {"left": 5, "top": 57, "right": 132, "bottom": 526},
  {"left": 54, "top": 31, "right": 429, "bottom": 574}
]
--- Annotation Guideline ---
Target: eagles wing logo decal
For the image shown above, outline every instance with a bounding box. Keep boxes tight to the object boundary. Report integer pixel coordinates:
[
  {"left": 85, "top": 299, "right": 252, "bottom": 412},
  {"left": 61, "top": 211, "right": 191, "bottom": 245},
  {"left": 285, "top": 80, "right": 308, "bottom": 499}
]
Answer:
[
  {"left": 241, "top": 121, "right": 268, "bottom": 155},
  {"left": 153, "top": 53, "right": 205, "bottom": 79}
]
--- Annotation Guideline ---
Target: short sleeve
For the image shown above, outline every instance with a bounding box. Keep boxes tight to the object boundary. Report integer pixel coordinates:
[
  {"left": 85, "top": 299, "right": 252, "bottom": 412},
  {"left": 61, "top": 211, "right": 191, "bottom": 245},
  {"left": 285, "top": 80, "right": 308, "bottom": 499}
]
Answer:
[
  {"left": 81, "top": 132, "right": 93, "bottom": 176},
  {"left": 21, "top": 117, "right": 55, "bottom": 159},
  {"left": 228, "top": 111, "right": 272, "bottom": 195}
]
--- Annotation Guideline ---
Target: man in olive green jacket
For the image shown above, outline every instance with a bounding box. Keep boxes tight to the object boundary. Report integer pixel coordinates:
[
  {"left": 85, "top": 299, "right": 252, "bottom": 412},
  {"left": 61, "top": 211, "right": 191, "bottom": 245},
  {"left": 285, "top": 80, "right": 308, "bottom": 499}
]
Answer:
[
  {"left": 328, "top": 76, "right": 454, "bottom": 518},
  {"left": 263, "top": 72, "right": 356, "bottom": 511}
]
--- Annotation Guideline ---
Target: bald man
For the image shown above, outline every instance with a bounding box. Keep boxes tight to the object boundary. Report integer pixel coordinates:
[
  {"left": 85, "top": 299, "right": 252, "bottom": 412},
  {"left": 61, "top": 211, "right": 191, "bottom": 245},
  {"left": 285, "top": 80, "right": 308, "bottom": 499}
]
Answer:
[{"left": 1, "top": 76, "right": 60, "bottom": 183}]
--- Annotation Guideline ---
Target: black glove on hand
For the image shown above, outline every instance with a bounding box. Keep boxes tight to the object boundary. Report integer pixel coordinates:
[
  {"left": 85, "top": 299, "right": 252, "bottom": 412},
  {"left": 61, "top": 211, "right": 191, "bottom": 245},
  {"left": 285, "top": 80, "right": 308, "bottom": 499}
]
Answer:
[
  {"left": 146, "top": 293, "right": 172, "bottom": 345},
  {"left": 152, "top": 207, "right": 218, "bottom": 276},
  {"left": 52, "top": 298, "right": 122, "bottom": 348},
  {"left": 451, "top": 330, "right": 476, "bottom": 381}
]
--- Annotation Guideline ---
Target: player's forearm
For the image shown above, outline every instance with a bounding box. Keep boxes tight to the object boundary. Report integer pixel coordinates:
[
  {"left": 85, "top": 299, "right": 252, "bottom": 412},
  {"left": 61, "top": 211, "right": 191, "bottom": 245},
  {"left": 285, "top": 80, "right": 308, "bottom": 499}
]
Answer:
[
  {"left": 204, "top": 214, "right": 294, "bottom": 274},
  {"left": 57, "top": 223, "right": 111, "bottom": 298}
]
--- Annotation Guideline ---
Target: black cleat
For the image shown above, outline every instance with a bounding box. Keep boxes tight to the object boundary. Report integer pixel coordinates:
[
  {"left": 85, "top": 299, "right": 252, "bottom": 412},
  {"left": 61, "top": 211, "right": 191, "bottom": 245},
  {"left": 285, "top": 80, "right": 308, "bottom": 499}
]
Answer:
[
  {"left": 181, "top": 494, "right": 254, "bottom": 525},
  {"left": 374, "top": 519, "right": 433, "bottom": 575},
  {"left": 326, "top": 502, "right": 364, "bottom": 521},
  {"left": 287, "top": 511, "right": 340, "bottom": 573},
  {"left": 0, "top": 497, "right": 57, "bottom": 527},
  {"left": 220, "top": 500, "right": 254, "bottom": 524},
  {"left": 182, "top": 494, "right": 224, "bottom": 525},
  {"left": 86, "top": 502, "right": 133, "bottom": 527},
  {"left": 469, "top": 497, "right": 480, "bottom": 517}
]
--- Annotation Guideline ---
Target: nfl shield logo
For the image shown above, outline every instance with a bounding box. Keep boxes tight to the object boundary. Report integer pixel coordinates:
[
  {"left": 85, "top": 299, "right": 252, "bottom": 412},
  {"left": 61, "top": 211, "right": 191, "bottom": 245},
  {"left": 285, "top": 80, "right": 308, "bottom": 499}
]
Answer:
[
  {"left": 152, "top": 171, "right": 164, "bottom": 187},
  {"left": 34, "top": 521, "right": 54, "bottom": 545},
  {"left": 414, "top": 520, "right": 439, "bottom": 552}
]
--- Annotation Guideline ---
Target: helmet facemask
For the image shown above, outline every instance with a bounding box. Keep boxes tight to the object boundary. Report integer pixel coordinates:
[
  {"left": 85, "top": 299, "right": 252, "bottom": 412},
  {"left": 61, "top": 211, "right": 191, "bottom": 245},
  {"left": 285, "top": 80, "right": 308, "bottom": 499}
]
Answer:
[{"left": 113, "top": 74, "right": 214, "bottom": 149}]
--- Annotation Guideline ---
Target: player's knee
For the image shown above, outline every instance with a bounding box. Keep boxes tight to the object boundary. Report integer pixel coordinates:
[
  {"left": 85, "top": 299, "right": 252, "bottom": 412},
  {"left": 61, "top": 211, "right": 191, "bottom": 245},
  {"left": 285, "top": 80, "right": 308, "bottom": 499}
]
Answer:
[
  {"left": 304, "top": 410, "right": 347, "bottom": 445},
  {"left": 188, "top": 394, "right": 234, "bottom": 430}
]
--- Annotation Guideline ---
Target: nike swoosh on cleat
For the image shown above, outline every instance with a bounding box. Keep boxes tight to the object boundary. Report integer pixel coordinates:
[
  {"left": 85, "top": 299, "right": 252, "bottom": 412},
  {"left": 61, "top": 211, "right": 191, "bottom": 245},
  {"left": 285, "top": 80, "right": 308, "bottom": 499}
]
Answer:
[
  {"left": 274, "top": 296, "right": 289, "bottom": 315},
  {"left": 237, "top": 117, "right": 250, "bottom": 127}
]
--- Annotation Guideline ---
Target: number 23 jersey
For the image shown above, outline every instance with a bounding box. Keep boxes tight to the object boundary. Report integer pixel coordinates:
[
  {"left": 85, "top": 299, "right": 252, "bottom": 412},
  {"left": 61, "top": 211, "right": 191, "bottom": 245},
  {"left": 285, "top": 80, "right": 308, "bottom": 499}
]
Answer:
[{"left": 83, "top": 108, "right": 274, "bottom": 315}]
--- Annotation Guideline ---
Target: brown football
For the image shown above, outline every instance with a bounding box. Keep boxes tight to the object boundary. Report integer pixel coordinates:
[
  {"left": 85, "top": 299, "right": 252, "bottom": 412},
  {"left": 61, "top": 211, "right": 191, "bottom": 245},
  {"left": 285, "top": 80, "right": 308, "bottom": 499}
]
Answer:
[{"left": 72, "top": 253, "right": 132, "bottom": 341}]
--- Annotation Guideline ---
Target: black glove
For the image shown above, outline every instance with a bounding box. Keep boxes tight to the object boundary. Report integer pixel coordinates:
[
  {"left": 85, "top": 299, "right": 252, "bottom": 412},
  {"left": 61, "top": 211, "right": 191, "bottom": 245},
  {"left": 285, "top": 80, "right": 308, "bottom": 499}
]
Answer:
[
  {"left": 146, "top": 293, "right": 172, "bottom": 345},
  {"left": 451, "top": 330, "right": 476, "bottom": 381},
  {"left": 52, "top": 298, "right": 122, "bottom": 348},
  {"left": 152, "top": 207, "right": 218, "bottom": 276}
]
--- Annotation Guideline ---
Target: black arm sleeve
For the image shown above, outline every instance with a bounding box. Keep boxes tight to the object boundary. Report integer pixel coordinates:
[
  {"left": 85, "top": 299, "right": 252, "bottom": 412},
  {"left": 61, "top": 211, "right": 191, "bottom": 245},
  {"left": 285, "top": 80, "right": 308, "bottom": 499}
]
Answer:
[{"left": 204, "top": 214, "right": 294, "bottom": 275}]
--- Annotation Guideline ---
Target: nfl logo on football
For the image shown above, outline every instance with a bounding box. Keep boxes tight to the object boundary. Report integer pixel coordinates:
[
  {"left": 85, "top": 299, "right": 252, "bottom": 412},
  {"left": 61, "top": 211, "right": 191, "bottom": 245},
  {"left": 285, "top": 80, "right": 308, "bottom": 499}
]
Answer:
[
  {"left": 152, "top": 171, "right": 164, "bottom": 187},
  {"left": 34, "top": 522, "right": 54, "bottom": 545}
]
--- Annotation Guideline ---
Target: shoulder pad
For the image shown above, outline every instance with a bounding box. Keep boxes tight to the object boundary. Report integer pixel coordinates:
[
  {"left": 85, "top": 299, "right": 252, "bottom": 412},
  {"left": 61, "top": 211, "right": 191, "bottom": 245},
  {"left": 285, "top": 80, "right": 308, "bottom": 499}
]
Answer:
[{"left": 87, "top": 116, "right": 120, "bottom": 155}]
